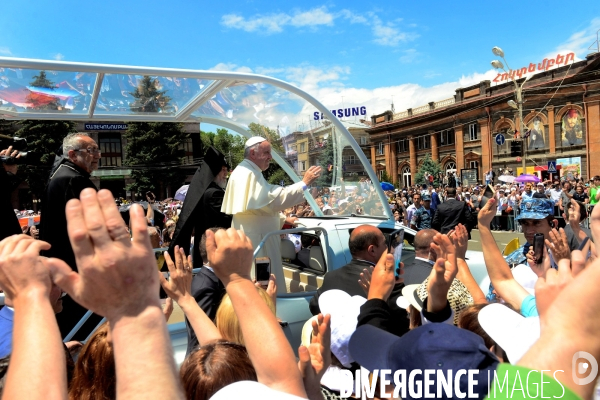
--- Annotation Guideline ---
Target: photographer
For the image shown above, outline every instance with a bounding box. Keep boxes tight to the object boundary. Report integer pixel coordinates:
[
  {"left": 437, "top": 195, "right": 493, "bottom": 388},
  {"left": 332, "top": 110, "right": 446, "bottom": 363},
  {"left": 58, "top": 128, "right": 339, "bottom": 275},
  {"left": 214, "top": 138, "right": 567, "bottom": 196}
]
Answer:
[{"left": 0, "top": 146, "right": 22, "bottom": 241}]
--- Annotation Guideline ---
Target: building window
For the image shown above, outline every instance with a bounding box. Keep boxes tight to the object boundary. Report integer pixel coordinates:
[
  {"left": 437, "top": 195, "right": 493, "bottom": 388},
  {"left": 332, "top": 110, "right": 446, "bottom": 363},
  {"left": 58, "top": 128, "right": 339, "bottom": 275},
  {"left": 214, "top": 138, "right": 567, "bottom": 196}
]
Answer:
[
  {"left": 470, "top": 161, "right": 479, "bottom": 169},
  {"left": 179, "top": 138, "right": 194, "bottom": 165},
  {"left": 301, "top": 161, "right": 306, "bottom": 171},
  {"left": 417, "top": 136, "right": 431, "bottom": 150},
  {"left": 402, "top": 166, "right": 411, "bottom": 188},
  {"left": 377, "top": 142, "right": 384, "bottom": 155},
  {"left": 445, "top": 161, "right": 457, "bottom": 175},
  {"left": 348, "top": 155, "right": 356, "bottom": 165},
  {"left": 300, "top": 143, "right": 306, "bottom": 153},
  {"left": 360, "top": 137, "right": 367, "bottom": 145},
  {"left": 439, "top": 129, "right": 455, "bottom": 146},
  {"left": 469, "top": 124, "right": 478, "bottom": 141},
  {"left": 98, "top": 133, "right": 122, "bottom": 167},
  {"left": 397, "top": 139, "right": 409, "bottom": 153}
]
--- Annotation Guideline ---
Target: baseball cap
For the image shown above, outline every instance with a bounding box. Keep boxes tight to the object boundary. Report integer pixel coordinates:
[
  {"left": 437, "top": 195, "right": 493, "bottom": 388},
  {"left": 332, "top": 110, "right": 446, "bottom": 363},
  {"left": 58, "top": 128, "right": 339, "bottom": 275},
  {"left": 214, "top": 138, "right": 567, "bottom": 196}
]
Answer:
[
  {"left": 422, "top": 194, "right": 432, "bottom": 201},
  {"left": 515, "top": 199, "right": 554, "bottom": 221},
  {"left": 478, "top": 304, "right": 540, "bottom": 364},
  {"left": 349, "top": 324, "right": 498, "bottom": 399}
]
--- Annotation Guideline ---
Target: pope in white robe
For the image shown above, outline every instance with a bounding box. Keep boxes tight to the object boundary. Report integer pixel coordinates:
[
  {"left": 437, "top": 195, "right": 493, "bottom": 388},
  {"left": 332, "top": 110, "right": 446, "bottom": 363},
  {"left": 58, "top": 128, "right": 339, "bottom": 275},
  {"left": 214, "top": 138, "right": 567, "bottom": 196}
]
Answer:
[{"left": 221, "top": 136, "right": 322, "bottom": 291}]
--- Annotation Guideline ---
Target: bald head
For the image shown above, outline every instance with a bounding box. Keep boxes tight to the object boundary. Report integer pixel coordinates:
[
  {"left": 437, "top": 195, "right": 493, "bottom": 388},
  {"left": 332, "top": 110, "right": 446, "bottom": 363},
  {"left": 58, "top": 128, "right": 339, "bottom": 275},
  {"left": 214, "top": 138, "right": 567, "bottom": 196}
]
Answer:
[
  {"left": 413, "top": 229, "right": 438, "bottom": 258},
  {"left": 349, "top": 225, "right": 386, "bottom": 263}
]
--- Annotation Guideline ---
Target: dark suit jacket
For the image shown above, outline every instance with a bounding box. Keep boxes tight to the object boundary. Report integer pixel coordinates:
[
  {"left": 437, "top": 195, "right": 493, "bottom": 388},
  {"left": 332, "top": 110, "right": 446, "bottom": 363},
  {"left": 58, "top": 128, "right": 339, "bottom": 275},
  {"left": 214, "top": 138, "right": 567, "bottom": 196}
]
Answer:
[
  {"left": 39, "top": 161, "right": 97, "bottom": 270},
  {"left": 402, "top": 258, "right": 434, "bottom": 286},
  {"left": 0, "top": 169, "right": 22, "bottom": 241},
  {"left": 431, "top": 198, "right": 474, "bottom": 235},
  {"left": 186, "top": 267, "right": 226, "bottom": 355},
  {"left": 309, "top": 259, "right": 407, "bottom": 326}
]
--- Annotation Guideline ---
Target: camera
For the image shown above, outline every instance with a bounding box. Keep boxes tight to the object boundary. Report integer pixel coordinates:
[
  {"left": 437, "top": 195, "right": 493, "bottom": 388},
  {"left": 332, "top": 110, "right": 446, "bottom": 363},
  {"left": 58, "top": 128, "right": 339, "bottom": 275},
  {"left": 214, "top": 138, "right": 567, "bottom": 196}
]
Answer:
[{"left": 0, "top": 135, "right": 41, "bottom": 166}]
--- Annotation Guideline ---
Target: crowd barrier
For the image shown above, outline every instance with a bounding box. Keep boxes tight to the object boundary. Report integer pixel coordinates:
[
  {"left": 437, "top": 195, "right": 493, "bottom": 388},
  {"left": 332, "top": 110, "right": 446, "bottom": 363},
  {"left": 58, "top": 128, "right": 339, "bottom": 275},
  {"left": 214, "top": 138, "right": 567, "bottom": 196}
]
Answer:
[{"left": 487, "top": 201, "right": 593, "bottom": 233}]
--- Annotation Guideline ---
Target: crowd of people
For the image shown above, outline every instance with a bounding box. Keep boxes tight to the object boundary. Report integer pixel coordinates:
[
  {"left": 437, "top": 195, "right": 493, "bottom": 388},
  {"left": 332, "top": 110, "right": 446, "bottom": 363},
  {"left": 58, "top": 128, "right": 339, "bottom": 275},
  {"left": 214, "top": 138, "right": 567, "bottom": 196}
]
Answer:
[{"left": 0, "top": 133, "right": 600, "bottom": 400}]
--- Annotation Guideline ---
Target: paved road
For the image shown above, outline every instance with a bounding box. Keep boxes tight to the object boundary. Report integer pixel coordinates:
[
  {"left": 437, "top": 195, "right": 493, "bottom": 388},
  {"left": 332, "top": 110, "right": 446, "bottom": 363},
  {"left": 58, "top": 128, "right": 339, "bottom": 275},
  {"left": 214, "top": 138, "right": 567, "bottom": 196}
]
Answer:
[{"left": 468, "top": 229, "right": 525, "bottom": 252}]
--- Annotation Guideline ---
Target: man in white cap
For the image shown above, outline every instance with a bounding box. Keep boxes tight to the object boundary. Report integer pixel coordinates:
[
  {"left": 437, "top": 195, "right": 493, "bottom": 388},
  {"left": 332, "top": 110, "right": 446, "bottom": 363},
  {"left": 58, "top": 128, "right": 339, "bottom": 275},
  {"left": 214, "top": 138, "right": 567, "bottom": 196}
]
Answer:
[{"left": 221, "top": 136, "right": 322, "bottom": 287}]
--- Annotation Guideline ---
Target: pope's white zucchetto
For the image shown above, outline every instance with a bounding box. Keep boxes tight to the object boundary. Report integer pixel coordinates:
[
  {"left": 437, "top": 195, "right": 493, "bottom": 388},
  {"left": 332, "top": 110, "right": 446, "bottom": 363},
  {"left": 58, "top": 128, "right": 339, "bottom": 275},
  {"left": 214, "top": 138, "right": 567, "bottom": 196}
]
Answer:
[{"left": 244, "top": 136, "right": 267, "bottom": 149}]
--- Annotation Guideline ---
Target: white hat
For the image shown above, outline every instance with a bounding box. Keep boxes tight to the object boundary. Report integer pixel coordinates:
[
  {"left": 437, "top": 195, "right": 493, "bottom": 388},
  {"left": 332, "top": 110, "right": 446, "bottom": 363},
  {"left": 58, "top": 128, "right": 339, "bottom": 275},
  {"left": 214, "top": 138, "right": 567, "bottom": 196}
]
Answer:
[
  {"left": 210, "top": 381, "right": 308, "bottom": 400},
  {"left": 244, "top": 136, "right": 266, "bottom": 149},
  {"left": 478, "top": 303, "right": 540, "bottom": 364},
  {"left": 318, "top": 290, "right": 366, "bottom": 367}
]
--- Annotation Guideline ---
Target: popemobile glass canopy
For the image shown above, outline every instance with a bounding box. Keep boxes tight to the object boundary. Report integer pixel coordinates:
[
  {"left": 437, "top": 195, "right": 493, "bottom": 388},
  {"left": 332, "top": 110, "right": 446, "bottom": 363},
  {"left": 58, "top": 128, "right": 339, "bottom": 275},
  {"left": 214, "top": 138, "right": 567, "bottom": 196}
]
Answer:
[{"left": 0, "top": 57, "right": 392, "bottom": 220}]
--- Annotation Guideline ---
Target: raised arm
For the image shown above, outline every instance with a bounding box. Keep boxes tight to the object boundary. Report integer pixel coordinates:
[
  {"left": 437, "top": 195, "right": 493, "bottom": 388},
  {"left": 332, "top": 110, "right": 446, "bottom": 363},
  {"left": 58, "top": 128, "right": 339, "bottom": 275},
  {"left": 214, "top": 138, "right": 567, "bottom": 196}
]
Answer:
[
  {"left": 449, "top": 224, "right": 487, "bottom": 304},
  {"left": 48, "top": 189, "right": 184, "bottom": 400},
  {"left": 477, "top": 198, "right": 530, "bottom": 311},
  {"left": 206, "top": 228, "right": 307, "bottom": 398},
  {"left": 0, "top": 236, "right": 66, "bottom": 400},
  {"left": 159, "top": 246, "right": 222, "bottom": 346}
]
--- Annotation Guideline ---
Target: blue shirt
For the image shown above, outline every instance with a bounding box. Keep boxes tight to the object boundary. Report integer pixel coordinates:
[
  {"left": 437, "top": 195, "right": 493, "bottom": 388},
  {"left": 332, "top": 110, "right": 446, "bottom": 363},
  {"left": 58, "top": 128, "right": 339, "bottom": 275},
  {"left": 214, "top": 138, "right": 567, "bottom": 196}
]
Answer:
[{"left": 0, "top": 306, "right": 14, "bottom": 358}]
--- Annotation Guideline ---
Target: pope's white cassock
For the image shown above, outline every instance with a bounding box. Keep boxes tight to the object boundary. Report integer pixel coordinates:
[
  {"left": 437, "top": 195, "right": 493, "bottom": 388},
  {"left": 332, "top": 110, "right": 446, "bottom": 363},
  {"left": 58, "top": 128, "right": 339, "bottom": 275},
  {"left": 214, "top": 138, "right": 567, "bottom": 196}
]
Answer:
[{"left": 221, "top": 157, "right": 306, "bottom": 290}]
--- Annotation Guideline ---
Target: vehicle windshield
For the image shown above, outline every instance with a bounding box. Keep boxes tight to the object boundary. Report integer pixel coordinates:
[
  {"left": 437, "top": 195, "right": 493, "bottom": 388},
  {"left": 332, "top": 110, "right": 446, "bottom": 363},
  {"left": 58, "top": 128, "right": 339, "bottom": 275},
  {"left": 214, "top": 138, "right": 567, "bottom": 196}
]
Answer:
[{"left": 0, "top": 57, "right": 392, "bottom": 219}]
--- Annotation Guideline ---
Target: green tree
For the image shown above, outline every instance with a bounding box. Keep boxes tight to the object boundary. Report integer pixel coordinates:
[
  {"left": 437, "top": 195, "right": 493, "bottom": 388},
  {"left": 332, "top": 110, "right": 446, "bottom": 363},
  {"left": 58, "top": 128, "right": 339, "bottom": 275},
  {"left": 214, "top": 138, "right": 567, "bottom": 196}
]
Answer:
[
  {"left": 123, "top": 122, "right": 189, "bottom": 197},
  {"left": 200, "top": 128, "right": 245, "bottom": 169},
  {"left": 414, "top": 154, "right": 443, "bottom": 186},
  {"left": 15, "top": 120, "right": 77, "bottom": 198},
  {"left": 315, "top": 138, "right": 334, "bottom": 188},
  {"left": 380, "top": 171, "right": 393, "bottom": 185}
]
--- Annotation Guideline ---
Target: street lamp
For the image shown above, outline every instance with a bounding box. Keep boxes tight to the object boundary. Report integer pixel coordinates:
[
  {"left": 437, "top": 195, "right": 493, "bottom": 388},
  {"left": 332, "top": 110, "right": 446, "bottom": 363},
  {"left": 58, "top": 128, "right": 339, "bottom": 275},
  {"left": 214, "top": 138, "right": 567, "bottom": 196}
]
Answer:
[{"left": 491, "top": 46, "right": 529, "bottom": 174}]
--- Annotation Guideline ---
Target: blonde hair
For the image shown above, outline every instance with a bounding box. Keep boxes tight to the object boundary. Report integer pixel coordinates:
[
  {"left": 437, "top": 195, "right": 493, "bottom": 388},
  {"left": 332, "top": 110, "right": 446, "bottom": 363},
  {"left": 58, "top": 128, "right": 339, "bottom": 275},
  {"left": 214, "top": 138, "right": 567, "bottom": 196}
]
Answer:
[{"left": 216, "top": 286, "right": 275, "bottom": 346}]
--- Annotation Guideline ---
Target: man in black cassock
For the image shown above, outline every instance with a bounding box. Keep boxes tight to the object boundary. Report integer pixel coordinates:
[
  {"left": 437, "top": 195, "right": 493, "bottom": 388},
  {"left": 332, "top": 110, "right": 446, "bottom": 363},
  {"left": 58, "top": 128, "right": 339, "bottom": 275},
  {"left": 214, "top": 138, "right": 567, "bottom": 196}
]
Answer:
[
  {"left": 39, "top": 133, "right": 100, "bottom": 339},
  {"left": 167, "top": 146, "right": 232, "bottom": 355}
]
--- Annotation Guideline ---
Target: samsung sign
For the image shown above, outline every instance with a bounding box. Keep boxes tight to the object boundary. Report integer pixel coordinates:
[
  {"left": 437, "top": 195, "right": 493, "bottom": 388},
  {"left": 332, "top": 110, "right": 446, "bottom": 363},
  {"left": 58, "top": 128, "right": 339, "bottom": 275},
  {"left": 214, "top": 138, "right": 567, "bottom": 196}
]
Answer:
[
  {"left": 84, "top": 124, "right": 128, "bottom": 130},
  {"left": 314, "top": 106, "right": 367, "bottom": 120}
]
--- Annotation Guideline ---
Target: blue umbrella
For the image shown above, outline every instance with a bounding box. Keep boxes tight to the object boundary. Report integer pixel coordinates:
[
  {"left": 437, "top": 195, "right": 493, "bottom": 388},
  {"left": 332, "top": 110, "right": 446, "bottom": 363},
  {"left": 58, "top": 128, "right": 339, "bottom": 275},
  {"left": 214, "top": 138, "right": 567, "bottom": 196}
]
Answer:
[{"left": 381, "top": 182, "right": 395, "bottom": 191}]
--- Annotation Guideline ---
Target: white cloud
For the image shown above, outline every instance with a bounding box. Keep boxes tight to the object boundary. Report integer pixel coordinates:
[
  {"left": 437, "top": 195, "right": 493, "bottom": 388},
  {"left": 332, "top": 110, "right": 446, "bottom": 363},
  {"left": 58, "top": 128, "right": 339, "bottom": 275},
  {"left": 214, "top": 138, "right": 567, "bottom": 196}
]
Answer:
[
  {"left": 554, "top": 18, "right": 600, "bottom": 58},
  {"left": 289, "top": 7, "right": 334, "bottom": 27},
  {"left": 210, "top": 62, "right": 254, "bottom": 73},
  {"left": 221, "top": 6, "right": 334, "bottom": 34},
  {"left": 371, "top": 16, "right": 409, "bottom": 47},
  {"left": 0, "top": 47, "right": 12, "bottom": 56},
  {"left": 53, "top": 53, "right": 64, "bottom": 61},
  {"left": 399, "top": 49, "right": 419, "bottom": 64},
  {"left": 220, "top": 7, "right": 416, "bottom": 47}
]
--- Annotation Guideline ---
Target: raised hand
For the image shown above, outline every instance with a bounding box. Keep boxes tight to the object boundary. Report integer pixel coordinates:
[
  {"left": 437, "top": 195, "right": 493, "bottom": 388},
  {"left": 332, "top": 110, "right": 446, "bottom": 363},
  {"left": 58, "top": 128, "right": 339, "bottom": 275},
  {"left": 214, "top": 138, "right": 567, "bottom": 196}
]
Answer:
[
  {"left": 477, "top": 197, "right": 496, "bottom": 228},
  {"left": 367, "top": 251, "right": 402, "bottom": 301},
  {"left": 0, "top": 235, "right": 52, "bottom": 302},
  {"left": 47, "top": 189, "right": 160, "bottom": 321},
  {"left": 427, "top": 233, "right": 458, "bottom": 313},
  {"left": 298, "top": 314, "right": 332, "bottom": 385},
  {"left": 545, "top": 228, "right": 570, "bottom": 262},
  {"left": 302, "top": 166, "right": 322, "bottom": 186},
  {"left": 205, "top": 228, "right": 254, "bottom": 286},
  {"left": 159, "top": 245, "right": 193, "bottom": 305}
]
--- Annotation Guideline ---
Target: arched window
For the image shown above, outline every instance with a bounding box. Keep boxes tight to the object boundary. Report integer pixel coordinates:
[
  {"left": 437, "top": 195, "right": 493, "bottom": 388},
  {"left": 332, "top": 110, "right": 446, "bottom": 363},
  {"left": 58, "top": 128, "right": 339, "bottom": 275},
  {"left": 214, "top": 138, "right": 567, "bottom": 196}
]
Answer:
[
  {"left": 445, "top": 161, "right": 457, "bottom": 175},
  {"left": 402, "top": 166, "right": 411, "bottom": 188}
]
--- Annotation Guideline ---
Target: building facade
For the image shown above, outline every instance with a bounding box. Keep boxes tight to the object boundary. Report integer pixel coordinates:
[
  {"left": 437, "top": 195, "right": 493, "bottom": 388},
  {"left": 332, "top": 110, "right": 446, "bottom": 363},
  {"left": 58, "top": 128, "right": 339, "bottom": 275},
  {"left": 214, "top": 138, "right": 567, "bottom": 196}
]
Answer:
[{"left": 367, "top": 52, "right": 600, "bottom": 187}]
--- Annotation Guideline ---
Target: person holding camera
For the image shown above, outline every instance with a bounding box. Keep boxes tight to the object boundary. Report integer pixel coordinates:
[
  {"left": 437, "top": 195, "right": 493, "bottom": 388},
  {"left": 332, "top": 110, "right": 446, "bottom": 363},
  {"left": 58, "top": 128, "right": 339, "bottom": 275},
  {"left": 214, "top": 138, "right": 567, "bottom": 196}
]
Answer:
[
  {"left": 39, "top": 132, "right": 100, "bottom": 339},
  {"left": 0, "top": 146, "right": 22, "bottom": 242}
]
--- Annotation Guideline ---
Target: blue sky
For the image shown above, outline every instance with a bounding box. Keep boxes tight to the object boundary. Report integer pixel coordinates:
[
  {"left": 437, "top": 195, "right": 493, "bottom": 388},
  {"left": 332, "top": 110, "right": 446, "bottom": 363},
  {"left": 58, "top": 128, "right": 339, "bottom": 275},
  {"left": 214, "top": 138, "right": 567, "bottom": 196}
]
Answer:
[{"left": 1, "top": 0, "right": 600, "bottom": 124}]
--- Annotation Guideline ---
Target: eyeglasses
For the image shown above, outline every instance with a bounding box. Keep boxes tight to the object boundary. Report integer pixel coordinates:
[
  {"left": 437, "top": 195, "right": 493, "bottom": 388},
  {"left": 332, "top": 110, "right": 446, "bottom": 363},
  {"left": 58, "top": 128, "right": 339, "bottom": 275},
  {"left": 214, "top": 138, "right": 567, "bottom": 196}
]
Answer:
[{"left": 75, "top": 147, "right": 101, "bottom": 155}]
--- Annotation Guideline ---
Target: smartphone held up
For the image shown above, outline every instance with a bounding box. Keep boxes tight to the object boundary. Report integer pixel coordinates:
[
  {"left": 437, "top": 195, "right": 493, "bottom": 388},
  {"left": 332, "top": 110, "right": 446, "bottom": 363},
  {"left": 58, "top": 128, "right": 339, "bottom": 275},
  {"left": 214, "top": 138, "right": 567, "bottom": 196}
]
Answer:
[
  {"left": 387, "top": 229, "right": 404, "bottom": 278},
  {"left": 255, "top": 257, "right": 271, "bottom": 286}
]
